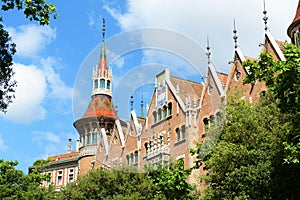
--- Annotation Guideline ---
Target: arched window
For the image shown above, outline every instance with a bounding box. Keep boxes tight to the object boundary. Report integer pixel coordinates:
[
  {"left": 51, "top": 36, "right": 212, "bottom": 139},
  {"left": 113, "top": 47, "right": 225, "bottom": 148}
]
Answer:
[
  {"left": 107, "top": 80, "right": 111, "bottom": 90},
  {"left": 144, "top": 142, "right": 149, "bottom": 153},
  {"left": 153, "top": 111, "right": 157, "bottom": 123},
  {"left": 100, "top": 79, "right": 105, "bottom": 88},
  {"left": 82, "top": 135, "right": 86, "bottom": 146},
  {"left": 92, "top": 128, "right": 98, "bottom": 144},
  {"left": 134, "top": 151, "right": 138, "bottom": 164},
  {"left": 87, "top": 132, "right": 91, "bottom": 144},
  {"left": 167, "top": 102, "right": 172, "bottom": 116},
  {"left": 181, "top": 125, "right": 186, "bottom": 139},
  {"left": 203, "top": 118, "right": 209, "bottom": 126},
  {"left": 162, "top": 106, "right": 167, "bottom": 119},
  {"left": 176, "top": 128, "right": 180, "bottom": 141},
  {"left": 157, "top": 108, "right": 162, "bottom": 121},
  {"left": 94, "top": 79, "right": 98, "bottom": 89},
  {"left": 209, "top": 115, "right": 214, "bottom": 124}
]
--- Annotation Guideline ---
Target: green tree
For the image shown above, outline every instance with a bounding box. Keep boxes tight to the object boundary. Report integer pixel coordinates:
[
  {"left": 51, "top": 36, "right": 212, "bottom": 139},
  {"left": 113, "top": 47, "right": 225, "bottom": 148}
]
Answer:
[
  {"left": 196, "top": 95, "right": 300, "bottom": 199},
  {"left": 56, "top": 166, "right": 156, "bottom": 200},
  {"left": 243, "top": 44, "right": 300, "bottom": 164},
  {"left": 0, "top": 0, "right": 57, "bottom": 112},
  {"left": 0, "top": 18, "right": 16, "bottom": 113},
  {"left": 146, "top": 159, "right": 197, "bottom": 200},
  {"left": 0, "top": 159, "right": 55, "bottom": 200}
]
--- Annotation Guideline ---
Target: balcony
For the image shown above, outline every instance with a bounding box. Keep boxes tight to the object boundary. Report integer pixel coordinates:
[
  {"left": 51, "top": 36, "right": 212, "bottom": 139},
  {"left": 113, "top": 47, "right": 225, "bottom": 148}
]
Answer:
[{"left": 79, "top": 145, "right": 97, "bottom": 157}]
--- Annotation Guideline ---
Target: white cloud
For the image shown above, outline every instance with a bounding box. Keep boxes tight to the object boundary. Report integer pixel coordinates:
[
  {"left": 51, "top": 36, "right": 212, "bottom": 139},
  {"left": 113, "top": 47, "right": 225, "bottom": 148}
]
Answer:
[
  {"left": 33, "top": 130, "right": 60, "bottom": 144},
  {"left": 107, "top": 49, "right": 125, "bottom": 69},
  {"left": 2, "top": 63, "right": 47, "bottom": 123},
  {"left": 104, "top": 0, "right": 297, "bottom": 72},
  {"left": 7, "top": 24, "right": 56, "bottom": 58},
  {"left": 40, "top": 57, "right": 73, "bottom": 100},
  {"left": 0, "top": 57, "right": 73, "bottom": 123},
  {"left": 32, "top": 130, "right": 78, "bottom": 156}
]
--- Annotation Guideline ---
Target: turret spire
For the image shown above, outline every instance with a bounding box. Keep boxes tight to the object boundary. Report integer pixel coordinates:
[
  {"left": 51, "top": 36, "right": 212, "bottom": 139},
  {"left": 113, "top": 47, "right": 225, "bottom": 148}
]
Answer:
[{"left": 98, "top": 18, "right": 107, "bottom": 75}]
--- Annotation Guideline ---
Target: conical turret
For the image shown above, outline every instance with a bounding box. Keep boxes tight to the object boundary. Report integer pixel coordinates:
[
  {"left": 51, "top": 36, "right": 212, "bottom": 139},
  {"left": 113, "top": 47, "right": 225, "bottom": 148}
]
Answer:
[
  {"left": 288, "top": 0, "right": 300, "bottom": 46},
  {"left": 73, "top": 19, "right": 118, "bottom": 174}
]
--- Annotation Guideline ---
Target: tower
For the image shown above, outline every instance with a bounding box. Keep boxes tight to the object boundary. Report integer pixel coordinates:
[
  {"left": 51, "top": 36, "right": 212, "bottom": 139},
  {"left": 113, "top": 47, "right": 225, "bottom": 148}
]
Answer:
[
  {"left": 73, "top": 19, "right": 118, "bottom": 174},
  {"left": 288, "top": 0, "right": 300, "bottom": 46}
]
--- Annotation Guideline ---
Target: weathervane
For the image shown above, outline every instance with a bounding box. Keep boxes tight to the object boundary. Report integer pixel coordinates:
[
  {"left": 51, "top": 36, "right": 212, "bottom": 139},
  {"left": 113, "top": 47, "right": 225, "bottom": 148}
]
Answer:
[
  {"left": 206, "top": 36, "right": 211, "bottom": 65},
  {"left": 263, "top": 0, "right": 268, "bottom": 31},
  {"left": 233, "top": 19, "right": 238, "bottom": 49},
  {"left": 102, "top": 18, "right": 106, "bottom": 40}
]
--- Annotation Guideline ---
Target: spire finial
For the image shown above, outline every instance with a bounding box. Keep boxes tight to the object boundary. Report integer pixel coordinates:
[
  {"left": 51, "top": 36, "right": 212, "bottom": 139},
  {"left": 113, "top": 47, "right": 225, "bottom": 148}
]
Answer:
[
  {"left": 130, "top": 95, "right": 134, "bottom": 111},
  {"left": 102, "top": 18, "right": 106, "bottom": 41},
  {"left": 140, "top": 89, "right": 144, "bottom": 118},
  {"left": 233, "top": 19, "right": 238, "bottom": 49},
  {"left": 263, "top": 0, "right": 268, "bottom": 31},
  {"left": 206, "top": 36, "right": 211, "bottom": 65}
]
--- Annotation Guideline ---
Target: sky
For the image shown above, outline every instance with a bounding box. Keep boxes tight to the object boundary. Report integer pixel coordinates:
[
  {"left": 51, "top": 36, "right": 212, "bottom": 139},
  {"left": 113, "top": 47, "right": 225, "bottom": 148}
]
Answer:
[{"left": 0, "top": 0, "right": 298, "bottom": 172}]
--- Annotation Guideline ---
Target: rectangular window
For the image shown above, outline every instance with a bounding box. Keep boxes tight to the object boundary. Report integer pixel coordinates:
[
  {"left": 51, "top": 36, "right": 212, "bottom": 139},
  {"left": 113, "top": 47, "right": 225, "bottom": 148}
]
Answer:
[
  {"left": 134, "top": 152, "right": 138, "bottom": 165},
  {"left": 181, "top": 126, "right": 186, "bottom": 139},
  {"left": 92, "top": 132, "right": 97, "bottom": 144},
  {"left": 46, "top": 172, "right": 51, "bottom": 186},
  {"left": 68, "top": 168, "right": 74, "bottom": 183},
  {"left": 57, "top": 170, "right": 63, "bottom": 186},
  {"left": 87, "top": 133, "right": 91, "bottom": 144},
  {"left": 112, "top": 159, "right": 118, "bottom": 169},
  {"left": 176, "top": 128, "right": 180, "bottom": 141}
]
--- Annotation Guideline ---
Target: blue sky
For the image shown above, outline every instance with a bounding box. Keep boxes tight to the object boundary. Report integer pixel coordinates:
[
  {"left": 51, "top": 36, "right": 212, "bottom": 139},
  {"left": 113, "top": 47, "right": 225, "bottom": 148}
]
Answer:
[{"left": 0, "top": 0, "right": 297, "bottom": 172}]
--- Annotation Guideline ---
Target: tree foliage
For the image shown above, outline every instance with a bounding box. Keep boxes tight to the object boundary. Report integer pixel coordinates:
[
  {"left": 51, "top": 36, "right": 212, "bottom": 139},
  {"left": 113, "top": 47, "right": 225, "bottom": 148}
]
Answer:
[
  {"left": 0, "top": 18, "right": 16, "bottom": 113},
  {"left": 146, "top": 159, "right": 197, "bottom": 200},
  {"left": 56, "top": 161, "right": 197, "bottom": 200},
  {"left": 1, "top": 0, "right": 57, "bottom": 25},
  {"left": 195, "top": 94, "right": 300, "bottom": 199},
  {"left": 244, "top": 44, "right": 300, "bottom": 164},
  {"left": 0, "top": 0, "right": 57, "bottom": 112},
  {"left": 0, "top": 159, "right": 55, "bottom": 200},
  {"left": 56, "top": 166, "right": 156, "bottom": 200}
]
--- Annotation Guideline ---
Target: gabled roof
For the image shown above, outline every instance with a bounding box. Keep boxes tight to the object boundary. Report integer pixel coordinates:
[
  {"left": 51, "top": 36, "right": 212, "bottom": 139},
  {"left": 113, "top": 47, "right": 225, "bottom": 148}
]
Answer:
[
  {"left": 169, "top": 76, "right": 203, "bottom": 101},
  {"left": 265, "top": 31, "right": 286, "bottom": 61},
  {"left": 275, "top": 40, "right": 285, "bottom": 52},
  {"left": 216, "top": 72, "right": 228, "bottom": 88},
  {"left": 163, "top": 76, "right": 203, "bottom": 112}
]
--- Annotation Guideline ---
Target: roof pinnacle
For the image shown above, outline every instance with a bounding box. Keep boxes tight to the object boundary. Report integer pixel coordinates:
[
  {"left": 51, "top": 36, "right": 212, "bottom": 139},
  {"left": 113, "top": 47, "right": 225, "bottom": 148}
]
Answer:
[
  {"left": 206, "top": 36, "right": 211, "bottom": 65},
  {"left": 263, "top": 0, "right": 269, "bottom": 31},
  {"left": 233, "top": 19, "right": 238, "bottom": 49}
]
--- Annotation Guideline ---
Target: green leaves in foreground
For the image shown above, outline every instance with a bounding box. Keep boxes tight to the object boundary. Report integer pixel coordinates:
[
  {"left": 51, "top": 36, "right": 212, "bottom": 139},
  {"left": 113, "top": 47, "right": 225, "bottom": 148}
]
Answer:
[{"left": 198, "top": 95, "right": 300, "bottom": 199}]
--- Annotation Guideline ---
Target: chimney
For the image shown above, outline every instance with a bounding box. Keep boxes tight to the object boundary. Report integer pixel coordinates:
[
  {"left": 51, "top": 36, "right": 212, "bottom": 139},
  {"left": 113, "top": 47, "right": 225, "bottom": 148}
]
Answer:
[
  {"left": 67, "top": 138, "right": 72, "bottom": 153},
  {"left": 76, "top": 139, "right": 80, "bottom": 152}
]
